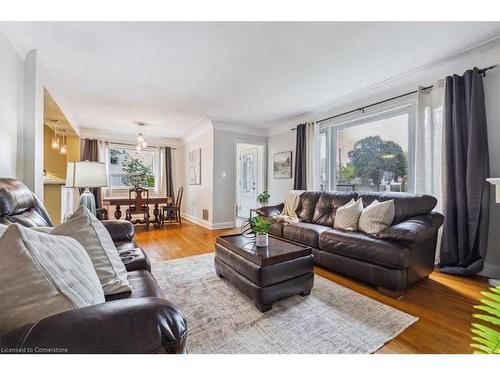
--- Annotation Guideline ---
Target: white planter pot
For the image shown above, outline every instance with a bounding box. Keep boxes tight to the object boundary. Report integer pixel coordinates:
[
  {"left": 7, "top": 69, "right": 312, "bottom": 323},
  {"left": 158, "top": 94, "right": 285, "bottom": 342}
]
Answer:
[{"left": 255, "top": 233, "right": 269, "bottom": 247}]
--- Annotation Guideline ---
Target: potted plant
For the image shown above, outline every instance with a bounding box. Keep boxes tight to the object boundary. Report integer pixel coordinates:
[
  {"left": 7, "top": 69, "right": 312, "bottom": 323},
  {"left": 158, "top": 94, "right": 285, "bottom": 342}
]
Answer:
[
  {"left": 251, "top": 216, "right": 272, "bottom": 247},
  {"left": 256, "top": 191, "right": 270, "bottom": 207},
  {"left": 470, "top": 285, "right": 500, "bottom": 354},
  {"left": 122, "top": 154, "right": 154, "bottom": 189}
]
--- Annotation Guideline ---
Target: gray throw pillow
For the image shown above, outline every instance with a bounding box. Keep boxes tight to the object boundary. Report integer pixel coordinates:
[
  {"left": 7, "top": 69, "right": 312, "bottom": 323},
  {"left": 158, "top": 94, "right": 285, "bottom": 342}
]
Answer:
[
  {"left": 0, "top": 224, "right": 104, "bottom": 334},
  {"left": 51, "top": 206, "right": 131, "bottom": 295}
]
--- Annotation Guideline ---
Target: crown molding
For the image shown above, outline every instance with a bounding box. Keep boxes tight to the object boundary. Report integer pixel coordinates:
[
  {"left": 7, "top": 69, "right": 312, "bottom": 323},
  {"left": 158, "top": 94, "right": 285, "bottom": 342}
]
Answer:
[{"left": 211, "top": 118, "right": 268, "bottom": 137}]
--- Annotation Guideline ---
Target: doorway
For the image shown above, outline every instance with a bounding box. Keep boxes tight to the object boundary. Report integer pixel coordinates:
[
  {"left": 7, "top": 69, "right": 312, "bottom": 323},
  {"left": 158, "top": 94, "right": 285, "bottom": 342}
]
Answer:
[{"left": 236, "top": 143, "right": 265, "bottom": 220}]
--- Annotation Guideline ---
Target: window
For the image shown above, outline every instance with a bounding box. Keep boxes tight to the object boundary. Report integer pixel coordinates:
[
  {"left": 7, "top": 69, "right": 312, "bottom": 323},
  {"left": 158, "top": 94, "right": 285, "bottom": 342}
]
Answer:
[
  {"left": 331, "top": 110, "right": 411, "bottom": 192},
  {"left": 109, "top": 145, "right": 157, "bottom": 189}
]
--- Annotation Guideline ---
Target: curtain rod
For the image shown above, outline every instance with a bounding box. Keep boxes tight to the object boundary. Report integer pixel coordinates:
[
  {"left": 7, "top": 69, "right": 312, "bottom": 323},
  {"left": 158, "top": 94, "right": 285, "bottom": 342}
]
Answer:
[
  {"left": 291, "top": 64, "right": 497, "bottom": 130},
  {"left": 83, "top": 138, "right": 177, "bottom": 150}
]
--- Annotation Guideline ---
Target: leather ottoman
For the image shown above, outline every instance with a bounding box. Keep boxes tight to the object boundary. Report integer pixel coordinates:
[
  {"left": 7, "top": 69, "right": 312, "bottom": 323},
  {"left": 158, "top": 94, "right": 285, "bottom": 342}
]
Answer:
[{"left": 214, "top": 234, "right": 314, "bottom": 312}]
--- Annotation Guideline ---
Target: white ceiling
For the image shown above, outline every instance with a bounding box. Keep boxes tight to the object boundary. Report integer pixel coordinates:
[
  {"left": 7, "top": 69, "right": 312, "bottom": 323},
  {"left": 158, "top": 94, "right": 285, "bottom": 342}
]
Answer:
[{"left": 1, "top": 22, "right": 499, "bottom": 138}]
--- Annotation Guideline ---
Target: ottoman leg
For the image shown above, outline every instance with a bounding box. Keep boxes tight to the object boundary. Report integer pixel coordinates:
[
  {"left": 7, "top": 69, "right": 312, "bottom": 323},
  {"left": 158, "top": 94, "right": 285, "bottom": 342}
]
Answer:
[
  {"left": 300, "top": 290, "right": 311, "bottom": 296},
  {"left": 256, "top": 303, "right": 272, "bottom": 312}
]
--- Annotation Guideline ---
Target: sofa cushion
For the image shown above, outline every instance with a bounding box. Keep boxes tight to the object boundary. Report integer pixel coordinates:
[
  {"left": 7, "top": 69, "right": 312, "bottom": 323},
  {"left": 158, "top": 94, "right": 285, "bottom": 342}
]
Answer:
[
  {"left": 105, "top": 270, "right": 165, "bottom": 301},
  {"left": 283, "top": 222, "right": 330, "bottom": 248},
  {"left": 312, "top": 192, "right": 358, "bottom": 227},
  {"left": 295, "top": 191, "right": 321, "bottom": 222},
  {"left": 0, "top": 224, "right": 105, "bottom": 334},
  {"left": 318, "top": 229, "right": 410, "bottom": 269},
  {"left": 357, "top": 192, "right": 437, "bottom": 225},
  {"left": 268, "top": 221, "right": 284, "bottom": 237}
]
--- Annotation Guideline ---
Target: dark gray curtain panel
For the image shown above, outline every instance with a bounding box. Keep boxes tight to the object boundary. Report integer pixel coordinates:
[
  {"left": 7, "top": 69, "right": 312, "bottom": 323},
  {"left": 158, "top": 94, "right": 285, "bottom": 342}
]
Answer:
[
  {"left": 438, "top": 68, "right": 490, "bottom": 275},
  {"left": 165, "top": 146, "right": 175, "bottom": 203},
  {"left": 80, "top": 138, "right": 102, "bottom": 209},
  {"left": 293, "top": 123, "right": 307, "bottom": 190}
]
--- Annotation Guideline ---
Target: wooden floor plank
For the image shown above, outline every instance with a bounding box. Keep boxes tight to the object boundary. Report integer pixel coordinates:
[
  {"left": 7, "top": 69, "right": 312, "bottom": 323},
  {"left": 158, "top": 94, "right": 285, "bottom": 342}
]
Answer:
[{"left": 134, "top": 220, "right": 488, "bottom": 354}]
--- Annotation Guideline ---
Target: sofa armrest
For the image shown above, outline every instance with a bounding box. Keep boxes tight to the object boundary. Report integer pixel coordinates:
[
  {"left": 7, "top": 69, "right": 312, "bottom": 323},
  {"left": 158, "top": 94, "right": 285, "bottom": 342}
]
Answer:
[
  {"left": 256, "top": 203, "right": 284, "bottom": 218},
  {"left": 101, "top": 220, "right": 134, "bottom": 243},
  {"left": 373, "top": 212, "right": 444, "bottom": 243},
  {"left": 0, "top": 297, "right": 187, "bottom": 354}
]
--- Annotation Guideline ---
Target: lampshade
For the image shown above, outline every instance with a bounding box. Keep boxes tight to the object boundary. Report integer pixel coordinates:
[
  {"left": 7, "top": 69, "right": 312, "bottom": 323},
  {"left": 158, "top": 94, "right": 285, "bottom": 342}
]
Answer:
[{"left": 66, "top": 161, "right": 108, "bottom": 188}]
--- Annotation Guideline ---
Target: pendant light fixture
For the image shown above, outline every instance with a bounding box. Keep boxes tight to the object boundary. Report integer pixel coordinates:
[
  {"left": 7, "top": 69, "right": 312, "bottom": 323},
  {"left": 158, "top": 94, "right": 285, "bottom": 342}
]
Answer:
[
  {"left": 136, "top": 122, "right": 147, "bottom": 151},
  {"left": 60, "top": 129, "right": 67, "bottom": 155},
  {"left": 51, "top": 121, "right": 60, "bottom": 150}
]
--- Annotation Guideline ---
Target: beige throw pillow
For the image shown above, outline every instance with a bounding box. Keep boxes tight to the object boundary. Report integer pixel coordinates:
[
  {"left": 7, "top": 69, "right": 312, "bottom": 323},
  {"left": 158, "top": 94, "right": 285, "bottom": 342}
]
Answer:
[
  {"left": 334, "top": 198, "right": 364, "bottom": 231},
  {"left": 358, "top": 199, "right": 395, "bottom": 235},
  {"left": 0, "top": 224, "right": 104, "bottom": 334},
  {"left": 51, "top": 206, "right": 131, "bottom": 295}
]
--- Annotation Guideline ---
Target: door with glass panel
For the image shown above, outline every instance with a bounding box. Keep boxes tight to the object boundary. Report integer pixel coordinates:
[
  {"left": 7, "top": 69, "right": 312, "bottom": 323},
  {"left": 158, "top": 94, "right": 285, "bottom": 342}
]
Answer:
[{"left": 237, "top": 147, "right": 258, "bottom": 218}]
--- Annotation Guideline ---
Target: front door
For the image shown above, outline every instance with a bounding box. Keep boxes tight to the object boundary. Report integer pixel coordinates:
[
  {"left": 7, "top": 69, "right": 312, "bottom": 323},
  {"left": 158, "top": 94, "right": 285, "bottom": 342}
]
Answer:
[{"left": 237, "top": 147, "right": 258, "bottom": 218}]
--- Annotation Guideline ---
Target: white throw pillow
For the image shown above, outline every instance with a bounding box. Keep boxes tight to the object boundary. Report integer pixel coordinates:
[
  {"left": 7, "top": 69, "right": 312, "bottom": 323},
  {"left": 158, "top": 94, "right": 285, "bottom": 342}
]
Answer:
[
  {"left": 334, "top": 198, "right": 364, "bottom": 231},
  {"left": 0, "top": 224, "right": 104, "bottom": 334},
  {"left": 51, "top": 206, "right": 131, "bottom": 295},
  {"left": 358, "top": 199, "right": 395, "bottom": 235}
]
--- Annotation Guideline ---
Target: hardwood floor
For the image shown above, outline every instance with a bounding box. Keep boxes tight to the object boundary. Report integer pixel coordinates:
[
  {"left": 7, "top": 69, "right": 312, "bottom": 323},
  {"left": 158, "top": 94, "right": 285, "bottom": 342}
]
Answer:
[{"left": 134, "top": 220, "right": 489, "bottom": 354}]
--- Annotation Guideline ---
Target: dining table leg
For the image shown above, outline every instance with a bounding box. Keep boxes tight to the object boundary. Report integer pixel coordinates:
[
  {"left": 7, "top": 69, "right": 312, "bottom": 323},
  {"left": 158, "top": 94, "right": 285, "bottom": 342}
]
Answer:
[
  {"left": 114, "top": 205, "right": 122, "bottom": 220},
  {"left": 153, "top": 203, "right": 160, "bottom": 228}
]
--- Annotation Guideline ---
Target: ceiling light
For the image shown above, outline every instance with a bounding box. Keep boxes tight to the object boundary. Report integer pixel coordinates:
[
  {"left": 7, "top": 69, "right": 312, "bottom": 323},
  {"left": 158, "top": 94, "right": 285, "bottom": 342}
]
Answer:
[
  {"left": 51, "top": 120, "right": 61, "bottom": 150},
  {"left": 136, "top": 122, "right": 147, "bottom": 149},
  {"left": 59, "top": 130, "right": 67, "bottom": 155}
]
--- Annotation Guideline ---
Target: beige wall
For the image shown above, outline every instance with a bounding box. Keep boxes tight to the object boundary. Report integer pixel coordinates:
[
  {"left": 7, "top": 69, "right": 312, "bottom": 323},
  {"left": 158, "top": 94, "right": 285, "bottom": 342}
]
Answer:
[{"left": 43, "top": 125, "right": 80, "bottom": 224}]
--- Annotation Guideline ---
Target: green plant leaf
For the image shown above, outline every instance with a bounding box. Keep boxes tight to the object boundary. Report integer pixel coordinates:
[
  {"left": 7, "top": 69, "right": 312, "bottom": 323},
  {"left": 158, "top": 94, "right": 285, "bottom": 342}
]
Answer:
[
  {"left": 473, "top": 314, "right": 500, "bottom": 326},
  {"left": 471, "top": 336, "right": 498, "bottom": 350},
  {"left": 470, "top": 343, "right": 493, "bottom": 354},
  {"left": 471, "top": 326, "right": 499, "bottom": 342},
  {"left": 481, "top": 291, "right": 500, "bottom": 303},
  {"left": 474, "top": 305, "right": 500, "bottom": 318}
]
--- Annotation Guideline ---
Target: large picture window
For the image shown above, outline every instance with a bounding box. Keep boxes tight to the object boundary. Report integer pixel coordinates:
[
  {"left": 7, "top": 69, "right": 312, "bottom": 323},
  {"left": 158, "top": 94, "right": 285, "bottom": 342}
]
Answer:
[
  {"left": 109, "top": 145, "right": 157, "bottom": 189},
  {"left": 330, "top": 109, "right": 412, "bottom": 192}
]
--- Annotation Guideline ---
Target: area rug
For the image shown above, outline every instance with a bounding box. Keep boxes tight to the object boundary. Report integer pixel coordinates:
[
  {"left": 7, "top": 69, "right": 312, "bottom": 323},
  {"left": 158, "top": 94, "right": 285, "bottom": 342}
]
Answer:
[{"left": 152, "top": 253, "right": 418, "bottom": 354}]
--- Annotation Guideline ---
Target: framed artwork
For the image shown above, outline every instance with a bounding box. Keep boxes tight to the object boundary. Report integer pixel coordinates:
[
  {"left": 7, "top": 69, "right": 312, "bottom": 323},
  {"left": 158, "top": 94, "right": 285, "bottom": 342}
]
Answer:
[
  {"left": 273, "top": 151, "right": 292, "bottom": 179},
  {"left": 188, "top": 148, "right": 201, "bottom": 185}
]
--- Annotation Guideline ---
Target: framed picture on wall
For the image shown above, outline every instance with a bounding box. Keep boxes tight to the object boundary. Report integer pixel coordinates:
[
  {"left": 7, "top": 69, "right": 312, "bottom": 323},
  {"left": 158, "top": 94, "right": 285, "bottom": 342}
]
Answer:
[
  {"left": 273, "top": 151, "right": 292, "bottom": 179},
  {"left": 189, "top": 148, "right": 201, "bottom": 185}
]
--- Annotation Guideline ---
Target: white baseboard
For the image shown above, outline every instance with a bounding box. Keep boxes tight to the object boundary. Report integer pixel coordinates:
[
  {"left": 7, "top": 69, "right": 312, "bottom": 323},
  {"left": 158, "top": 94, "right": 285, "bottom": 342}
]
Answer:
[
  {"left": 181, "top": 212, "right": 236, "bottom": 230},
  {"left": 479, "top": 262, "right": 500, "bottom": 279}
]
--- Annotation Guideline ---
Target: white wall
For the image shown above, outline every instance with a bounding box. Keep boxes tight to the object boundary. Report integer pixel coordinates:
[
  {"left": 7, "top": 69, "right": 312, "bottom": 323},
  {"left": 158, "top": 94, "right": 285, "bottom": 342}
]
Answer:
[
  {"left": 266, "top": 38, "right": 500, "bottom": 278},
  {"left": 267, "top": 129, "right": 295, "bottom": 205},
  {"left": 0, "top": 30, "right": 23, "bottom": 179},
  {"left": 180, "top": 119, "right": 214, "bottom": 228},
  {"left": 212, "top": 125, "right": 267, "bottom": 227}
]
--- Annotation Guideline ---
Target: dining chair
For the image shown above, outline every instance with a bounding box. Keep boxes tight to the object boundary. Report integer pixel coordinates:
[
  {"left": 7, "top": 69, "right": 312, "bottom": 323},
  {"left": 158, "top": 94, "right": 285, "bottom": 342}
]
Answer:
[
  {"left": 161, "top": 187, "right": 183, "bottom": 226},
  {"left": 126, "top": 187, "right": 150, "bottom": 229}
]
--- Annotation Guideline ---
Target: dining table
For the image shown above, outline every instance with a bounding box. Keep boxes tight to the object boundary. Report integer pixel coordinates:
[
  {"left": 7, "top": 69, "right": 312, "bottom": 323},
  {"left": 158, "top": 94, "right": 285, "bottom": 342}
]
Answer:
[{"left": 103, "top": 195, "right": 172, "bottom": 228}]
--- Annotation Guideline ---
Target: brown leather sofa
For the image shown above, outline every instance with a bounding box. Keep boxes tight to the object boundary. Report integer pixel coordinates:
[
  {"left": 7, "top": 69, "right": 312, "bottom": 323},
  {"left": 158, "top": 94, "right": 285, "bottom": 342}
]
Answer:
[
  {"left": 257, "top": 191, "right": 444, "bottom": 297},
  {"left": 0, "top": 178, "right": 187, "bottom": 353}
]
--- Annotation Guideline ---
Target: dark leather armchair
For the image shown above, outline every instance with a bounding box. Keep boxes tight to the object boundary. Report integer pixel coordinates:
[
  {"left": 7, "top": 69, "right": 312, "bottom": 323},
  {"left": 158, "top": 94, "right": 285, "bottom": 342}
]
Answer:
[{"left": 0, "top": 178, "right": 187, "bottom": 353}]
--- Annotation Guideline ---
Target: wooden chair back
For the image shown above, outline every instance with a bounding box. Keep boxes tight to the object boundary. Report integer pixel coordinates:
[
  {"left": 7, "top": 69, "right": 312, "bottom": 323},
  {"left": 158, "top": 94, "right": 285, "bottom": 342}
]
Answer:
[
  {"left": 128, "top": 187, "right": 149, "bottom": 213},
  {"left": 175, "top": 187, "right": 184, "bottom": 208}
]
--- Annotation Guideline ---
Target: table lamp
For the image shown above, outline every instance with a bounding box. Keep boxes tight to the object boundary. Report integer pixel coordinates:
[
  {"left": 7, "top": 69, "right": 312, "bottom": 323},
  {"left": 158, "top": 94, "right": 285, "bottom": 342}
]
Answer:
[{"left": 66, "top": 161, "right": 108, "bottom": 215}]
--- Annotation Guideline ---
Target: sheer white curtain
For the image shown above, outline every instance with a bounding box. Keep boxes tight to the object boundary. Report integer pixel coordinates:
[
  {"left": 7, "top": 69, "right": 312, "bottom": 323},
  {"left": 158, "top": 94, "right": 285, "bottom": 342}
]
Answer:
[
  {"left": 415, "top": 81, "right": 445, "bottom": 212},
  {"left": 157, "top": 146, "right": 166, "bottom": 196},
  {"left": 306, "top": 121, "right": 321, "bottom": 190},
  {"left": 98, "top": 140, "right": 110, "bottom": 206},
  {"left": 415, "top": 81, "right": 445, "bottom": 261}
]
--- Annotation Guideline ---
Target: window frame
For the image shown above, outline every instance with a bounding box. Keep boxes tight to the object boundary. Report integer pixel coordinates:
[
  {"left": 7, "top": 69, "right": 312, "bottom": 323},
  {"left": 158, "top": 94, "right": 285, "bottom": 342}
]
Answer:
[
  {"left": 108, "top": 143, "right": 160, "bottom": 191},
  {"left": 321, "top": 103, "right": 416, "bottom": 193}
]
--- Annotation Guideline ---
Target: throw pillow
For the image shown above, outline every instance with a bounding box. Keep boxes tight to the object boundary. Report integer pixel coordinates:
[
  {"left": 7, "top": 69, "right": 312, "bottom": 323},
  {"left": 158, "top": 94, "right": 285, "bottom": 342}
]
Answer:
[
  {"left": 333, "top": 198, "right": 364, "bottom": 231},
  {"left": 0, "top": 224, "right": 104, "bottom": 334},
  {"left": 51, "top": 206, "right": 131, "bottom": 295},
  {"left": 358, "top": 199, "right": 395, "bottom": 235}
]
